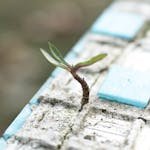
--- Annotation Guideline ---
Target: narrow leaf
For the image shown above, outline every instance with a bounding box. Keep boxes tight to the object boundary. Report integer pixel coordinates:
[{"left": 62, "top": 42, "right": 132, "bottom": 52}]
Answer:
[
  {"left": 48, "top": 42, "right": 69, "bottom": 66},
  {"left": 75, "top": 53, "right": 107, "bottom": 68},
  {"left": 40, "top": 48, "right": 68, "bottom": 69}
]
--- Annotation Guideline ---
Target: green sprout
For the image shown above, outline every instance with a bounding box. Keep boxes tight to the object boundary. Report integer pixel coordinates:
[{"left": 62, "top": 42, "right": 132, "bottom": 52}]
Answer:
[{"left": 40, "top": 42, "right": 107, "bottom": 111}]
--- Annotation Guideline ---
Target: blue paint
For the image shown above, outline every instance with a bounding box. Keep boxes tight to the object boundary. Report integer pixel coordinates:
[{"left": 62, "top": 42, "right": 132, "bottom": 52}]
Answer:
[
  {"left": 71, "top": 34, "right": 88, "bottom": 54},
  {"left": 51, "top": 68, "right": 63, "bottom": 78},
  {"left": 29, "top": 96, "right": 39, "bottom": 105},
  {"left": 65, "top": 51, "right": 77, "bottom": 63},
  {"left": 98, "top": 65, "right": 150, "bottom": 108},
  {"left": 29, "top": 77, "right": 53, "bottom": 104},
  {"left": 91, "top": 10, "right": 145, "bottom": 40},
  {"left": 3, "top": 104, "right": 32, "bottom": 140},
  {"left": 0, "top": 138, "right": 7, "bottom": 150}
]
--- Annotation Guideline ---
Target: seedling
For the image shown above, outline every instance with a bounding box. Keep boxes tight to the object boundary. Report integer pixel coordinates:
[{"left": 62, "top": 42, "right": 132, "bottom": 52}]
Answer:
[{"left": 40, "top": 42, "right": 107, "bottom": 111}]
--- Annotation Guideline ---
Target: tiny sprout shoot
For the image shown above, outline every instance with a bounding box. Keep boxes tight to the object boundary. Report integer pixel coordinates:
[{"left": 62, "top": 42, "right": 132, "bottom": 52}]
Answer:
[{"left": 40, "top": 42, "right": 107, "bottom": 111}]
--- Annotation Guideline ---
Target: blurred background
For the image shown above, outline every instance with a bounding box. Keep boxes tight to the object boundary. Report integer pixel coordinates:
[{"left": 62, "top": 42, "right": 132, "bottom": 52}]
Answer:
[{"left": 0, "top": 0, "right": 112, "bottom": 135}]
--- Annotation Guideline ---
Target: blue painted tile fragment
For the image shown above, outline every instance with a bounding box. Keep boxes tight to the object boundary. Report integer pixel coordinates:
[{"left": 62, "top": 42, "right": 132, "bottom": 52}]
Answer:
[
  {"left": 3, "top": 104, "right": 32, "bottom": 140},
  {"left": 29, "top": 96, "right": 39, "bottom": 105},
  {"left": 0, "top": 138, "right": 7, "bottom": 150},
  {"left": 65, "top": 51, "right": 77, "bottom": 63},
  {"left": 91, "top": 10, "right": 145, "bottom": 40},
  {"left": 98, "top": 65, "right": 150, "bottom": 108},
  {"left": 51, "top": 68, "right": 63, "bottom": 78},
  {"left": 71, "top": 34, "right": 88, "bottom": 54},
  {"left": 29, "top": 77, "right": 53, "bottom": 104}
]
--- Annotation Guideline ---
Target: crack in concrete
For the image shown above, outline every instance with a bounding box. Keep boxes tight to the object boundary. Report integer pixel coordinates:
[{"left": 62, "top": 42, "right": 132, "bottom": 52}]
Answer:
[
  {"left": 58, "top": 121, "right": 74, "bottom": 150},
  {"left": 58, "top": 105, "right": 91, "bottom": 150}
]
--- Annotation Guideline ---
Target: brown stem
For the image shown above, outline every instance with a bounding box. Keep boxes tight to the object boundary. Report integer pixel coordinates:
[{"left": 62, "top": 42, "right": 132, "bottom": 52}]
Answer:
[{"left": 71, "top": 70, "right": 89, "bottom": 111}]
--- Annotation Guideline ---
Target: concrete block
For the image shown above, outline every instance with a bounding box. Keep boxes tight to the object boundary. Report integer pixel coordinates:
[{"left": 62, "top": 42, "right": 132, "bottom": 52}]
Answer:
[
  {"left": 90, "top": 97, "right": 150, "bottom": 123},
  {"left": 91, "top": 9, "right": 145, "bottom": 40},
  {"left": 39, "top": 71, "right": 81, "bottom": 107},
  {"left": 133, "top": 126, "right": 150, "bottom": 150},
  {"left": 4, "top": 1, "right": 150, "bottom": 150},
  {"left": 98, "top": 65, "right": 150, "bottom": 108},
  {"left": 115, "top": 34, "right": 150, "bottom": 72},
  {"left": 62, "top": 136, "right": 120, "bottom": 150},
  {"left": 3, "top": 104, "right": 32, "bottom": 140},
  {"left": 121, "top": 49, "right": 150, "bottom": 72},
  {"left": 63, "top": 108, "right": 133, "bottom": 150},
  {"left": 90, "top": 72, "right": 150, "bottom": 122},
  {"left": 6, "top": 143, "right": 50, "bottom": 150},
  {"left": 124, "top": 119, "right": 145, "bottom": 150},
  {"left": 7, "top": 103, "right": 79, "bottom": 149},
  {"left": 40, "top": 36, "right": 123, "bottom": 106}
]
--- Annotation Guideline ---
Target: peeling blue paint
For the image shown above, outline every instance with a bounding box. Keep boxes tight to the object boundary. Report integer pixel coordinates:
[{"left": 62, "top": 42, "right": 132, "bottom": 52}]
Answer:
[
  {"left": 98, "top": 65, "right": 150, "bottom": 108},
  {"left": 91, "top": 10, "right": 145, "bottom": 40},
  {"left": 3, "top": 104, "right": 32, "bottom": 140}
]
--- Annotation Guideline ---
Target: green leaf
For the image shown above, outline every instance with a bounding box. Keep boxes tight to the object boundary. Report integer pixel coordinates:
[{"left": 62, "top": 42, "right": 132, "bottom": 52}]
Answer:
[
  {"left": 48, "top": 42, "right": 69, "bottom": 66},
  {"left": 40, "top": 48, "right": 68, "bottom": 69},
  {"left": 75, "top": 53, "right": 107, "bottom": 68}
]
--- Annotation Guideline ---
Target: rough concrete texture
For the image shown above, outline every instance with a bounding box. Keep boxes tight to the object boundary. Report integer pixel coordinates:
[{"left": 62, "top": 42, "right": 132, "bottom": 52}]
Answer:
[
  {"left": 4, "top": 0, "right": 150, "bottom": 149},
  {"left": 63, "top": 108, "right": 133, "bottom": 149},
  {"left": 7, "top": 103, "right": 79, "bottom": 150}
]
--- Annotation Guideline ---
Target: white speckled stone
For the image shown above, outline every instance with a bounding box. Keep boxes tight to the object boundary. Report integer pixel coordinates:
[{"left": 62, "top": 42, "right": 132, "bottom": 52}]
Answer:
[
  {"left": 6, "top": 103, "right": 79, "bottom": 150},
  {"left": 63, "top": 108, "right": 133, "bottom": 150},
  {"left": 133, "top": 126, "right": 150, "bottom": 150}
]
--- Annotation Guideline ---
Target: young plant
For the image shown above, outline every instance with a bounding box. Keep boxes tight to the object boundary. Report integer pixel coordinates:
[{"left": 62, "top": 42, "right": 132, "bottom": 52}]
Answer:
[{"left": 40, "top": 42, "right": 107, "bottom": 111}]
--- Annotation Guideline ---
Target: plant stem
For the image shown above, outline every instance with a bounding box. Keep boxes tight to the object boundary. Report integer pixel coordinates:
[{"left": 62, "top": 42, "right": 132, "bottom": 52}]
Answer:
[{"left": 71, "top": 70, "right": 89, "bottom": 111}]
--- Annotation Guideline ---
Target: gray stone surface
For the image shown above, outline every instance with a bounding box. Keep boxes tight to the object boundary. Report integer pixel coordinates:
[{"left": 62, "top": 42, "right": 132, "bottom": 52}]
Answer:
[
  {"left": 133, "top": 126, "right": 150, "bottom": 150},
  {"left": 7, "top": 103, "right": 79, "bottom": 149},
  {"left": 63, "top": 108, "right": 133, "bottom": 150}
]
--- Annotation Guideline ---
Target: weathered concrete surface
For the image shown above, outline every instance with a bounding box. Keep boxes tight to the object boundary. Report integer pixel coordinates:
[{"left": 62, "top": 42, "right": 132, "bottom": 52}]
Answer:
[
  {"left": 63, "top": 108, "right": 134, "bottom": 150},
  {"left": 6, "top": 103, "right": 79, "bottom": 150},
  {"left": 4, "top": 0, "right": 150, "bottom": 149}
]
